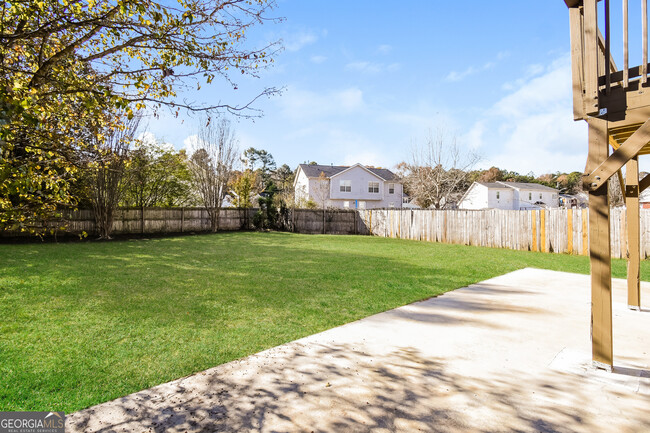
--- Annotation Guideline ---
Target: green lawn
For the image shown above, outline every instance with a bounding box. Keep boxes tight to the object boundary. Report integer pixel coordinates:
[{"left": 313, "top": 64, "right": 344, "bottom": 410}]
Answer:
[{"left": 1, "top": 231, "right": 647, "bottom": 413}]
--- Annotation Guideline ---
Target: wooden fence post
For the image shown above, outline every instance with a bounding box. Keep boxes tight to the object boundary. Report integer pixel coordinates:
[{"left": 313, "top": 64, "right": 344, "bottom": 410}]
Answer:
[
  {"left": 531, "top": 210, "right": 538, "bottom": 252},
  {"left": 540, "top": 210, "right": 547, "bottom": 253},
  {"left": 567, "top": 208, "right": 574, "bottom": 254}
]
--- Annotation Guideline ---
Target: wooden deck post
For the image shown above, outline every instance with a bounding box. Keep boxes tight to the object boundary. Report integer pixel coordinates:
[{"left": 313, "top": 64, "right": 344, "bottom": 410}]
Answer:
[
  {"left": 625, "top": 156, "right": 641, "bottom": 310},
  {"left": 587, "top": 118, "right": 613, "bottom": 371}
]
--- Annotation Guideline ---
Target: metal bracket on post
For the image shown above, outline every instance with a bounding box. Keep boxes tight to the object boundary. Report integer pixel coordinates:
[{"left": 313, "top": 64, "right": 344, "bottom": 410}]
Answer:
[
  {"left": 625, "top": 185, "right": 639, "bottom": 197},
  {"left": 593, "top": 360, "right": 613, "bottom": 373}
]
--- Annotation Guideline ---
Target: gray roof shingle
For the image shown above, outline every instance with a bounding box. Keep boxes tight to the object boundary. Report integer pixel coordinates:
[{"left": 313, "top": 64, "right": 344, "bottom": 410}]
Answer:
[
  {"left": 298, "top": 164, "right": 398, "bottom": 181},
  {"left": 496, "top": 181, "right": 559, "bottom": 192},
  {"left": 476, "top": 182, "right": 511, "bottom": 188},
  {"left": 475, "top": 181, "right": 558, "bottom": 192}
]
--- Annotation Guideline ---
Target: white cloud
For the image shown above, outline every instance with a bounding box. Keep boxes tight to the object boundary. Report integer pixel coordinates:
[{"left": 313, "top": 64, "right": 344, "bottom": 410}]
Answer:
[
  {"left": 377, "top": 44, "right": 392, "bottom": 54},
  {"left": 502, "top": 63, "right": 546, "bottom": 91},
  {"left": 346, "top": 61, "right": 381, "bottom": 73},
  {"left": 310, "top": 55, "right": 327, "bottom": 64},
  {"left": 284, "top": 31, "right": 318, "bottom": 52},
  {"left": 465, "top": 120, "right": 486, "bottom": 150},
  {"left": 278, "top": 86, "right": 365, "bottom": 120},
  {"left": 382, "top": 108, "right": 459, "bottom": 134},
  {"left": 183, "top": 134, "right": 200, "bottom": 153},
  {"left": 137, "top": 131, "right": 157, "bottom": 146},
  {"left": 343, "top": 151, "right": 392, "bottom": 168},
  {"left": 136, "top": 131, "right": 174, "bottom": 151},
  {"left": 345, "top": 61, "right": 400, "bottom": 74},
  {"left": 445, "top": 61, "right": 495, "bottom": 82},
  {"left": 337, "top": 88, "right": 364, "bottom": 110},
  {"left": 467, "top": 54, "right": 588, "bottom": 175}
]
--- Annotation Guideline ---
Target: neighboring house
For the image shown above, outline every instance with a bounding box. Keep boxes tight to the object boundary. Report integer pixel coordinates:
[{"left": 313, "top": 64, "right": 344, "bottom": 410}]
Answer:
[
  {"left": 559, "top": 194, "right": 578, "bottom": 208},
  {"left": 222, "top": 192, "right": 262, "bottom": 208},
  {"left": 294, "top": 163, "right": 403, "bottom": 209},
  {"left": 401, "top": 195, "right": 421, "bottom": 209},
  {"left": 559, "top": 192, "right": 588, "bottom": 208},
  {"left": 222, "top": 194, "right": 236, "bottom": 208},
  {"left": 458, "top": 181, "right": 560, "bottom": 210}
]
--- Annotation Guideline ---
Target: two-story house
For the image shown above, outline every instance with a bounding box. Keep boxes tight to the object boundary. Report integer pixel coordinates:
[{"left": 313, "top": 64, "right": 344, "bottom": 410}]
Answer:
[
  {"left": 294, "top": 163, "right": 402, "bottom": 209},
  {"left": 458, "top": 181, "right": 560, "bottom": 210}
]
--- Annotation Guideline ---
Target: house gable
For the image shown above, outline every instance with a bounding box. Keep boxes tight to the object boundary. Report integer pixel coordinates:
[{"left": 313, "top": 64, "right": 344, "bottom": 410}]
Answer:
[{"left": 330, "top": 163, "right": 387, "bottom": 182}]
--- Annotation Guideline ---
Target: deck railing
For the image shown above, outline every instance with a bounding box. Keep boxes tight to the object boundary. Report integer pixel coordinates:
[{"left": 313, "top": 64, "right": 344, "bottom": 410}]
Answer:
[{"left": 569, "top": 0, "right": 650, "bottom": 117}]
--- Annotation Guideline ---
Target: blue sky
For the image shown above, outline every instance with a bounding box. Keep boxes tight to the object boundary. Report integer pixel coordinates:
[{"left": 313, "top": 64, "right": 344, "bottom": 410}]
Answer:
[{"left": 146, "top": 1, "right": 597, "bottom": 175}]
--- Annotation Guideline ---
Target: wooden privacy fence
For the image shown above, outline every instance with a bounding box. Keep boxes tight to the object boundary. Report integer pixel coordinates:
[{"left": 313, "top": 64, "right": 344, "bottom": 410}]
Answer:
[
  {"left": 292, "top": 209, "right": 365, "bottom": 235},
  {"left": 0, "top": 207, "right": 257, "bottom": 237},
  {"left": 7, "top": 206, "right": 650, "bottom": 259},
  {"left": 1, "top": 207, "right": 364, "bottom": 238},
  {"left": 358, "top": 208, "right": 650, "bottom": 259}
]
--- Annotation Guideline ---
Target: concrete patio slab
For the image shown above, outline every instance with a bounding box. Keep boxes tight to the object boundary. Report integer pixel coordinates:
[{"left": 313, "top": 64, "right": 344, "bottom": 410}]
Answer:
[{"left": 67, "top": 268, "right": 650, "bottom": 432}]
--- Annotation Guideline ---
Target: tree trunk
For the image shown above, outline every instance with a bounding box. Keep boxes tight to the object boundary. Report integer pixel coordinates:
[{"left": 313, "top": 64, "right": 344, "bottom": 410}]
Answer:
[
  {"left": 94, "top": 203, "right": 114, "bottom": 239},
  {"left": 209, "top": 207, "right": 219, "bottom": 232}
]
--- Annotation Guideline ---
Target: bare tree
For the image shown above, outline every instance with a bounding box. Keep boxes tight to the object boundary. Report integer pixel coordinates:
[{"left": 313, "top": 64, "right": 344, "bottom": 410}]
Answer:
[
  {"left": 189, "top": 118, "right": 239, "bottom": 232},
  {"left": 608, "top": 173, "right": 625, "bottom": 207},
  {"left": 399, "top": 129, "right": 480, "bottom": 209},
  {"left": 87, "top": 116, "right": 141, "bottom": 239}
]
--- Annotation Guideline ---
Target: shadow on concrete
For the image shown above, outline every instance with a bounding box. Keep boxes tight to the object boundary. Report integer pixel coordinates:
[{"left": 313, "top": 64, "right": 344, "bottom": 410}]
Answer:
[{"left": 67, "top": 341, "right": 650, "bottom": 433}]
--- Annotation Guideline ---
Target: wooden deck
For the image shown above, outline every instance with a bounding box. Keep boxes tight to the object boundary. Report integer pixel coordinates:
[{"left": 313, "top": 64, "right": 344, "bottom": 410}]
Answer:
[{"left": 565, "top": 0, "right": 650, "bottom": 369}]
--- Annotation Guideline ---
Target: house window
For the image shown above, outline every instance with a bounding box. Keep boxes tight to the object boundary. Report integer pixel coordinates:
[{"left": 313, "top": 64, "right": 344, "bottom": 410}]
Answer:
[
  {"left": 358, "top": 201, "right": 366, "bottom": 209},
  {"left": 368, "top": 181, "right": 379, "bottom": 193},
  {"left": 539, "top": 193, "right": 543, "bottom": 199},
  {"left": 528, "top": 192, "right": 532, "bottom": 200},
  {"left": 402, "top": 196, "right": 409, "bottom": 204},
  {"left": 389, "top": 183, "right": 395, "bottom": 194},
  {"left": 340, "top": 180, "right": 351, "bottom": 192},
  {"left": 343, "top": 201, "right": 350, "bottom": 209},
  {"left": 496, "top": 191, "right": 500, "bottom": 199}
]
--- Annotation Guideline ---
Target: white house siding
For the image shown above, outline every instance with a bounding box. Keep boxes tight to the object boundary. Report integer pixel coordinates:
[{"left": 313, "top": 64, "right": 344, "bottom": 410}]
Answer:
[
  {"left": 329, "top": 165, "right": 402, "bottom": 209},
  {"left": 514, "top": 189, "right": 559, "bottom": 210},
  {"left": 459, "top": 181, "right": 559, "bottom": 210},
  {"left": 294, "top": 169, "right": 311, "bottom": 204},
  {"left": 487, "top": 188, "right": 514, "bottom": 209},
  {"left": 458, "top": 184, "right": 485, "bottom": 209},
  {"left": 459, "top": 184, "right": 512, "bottom": 210}
]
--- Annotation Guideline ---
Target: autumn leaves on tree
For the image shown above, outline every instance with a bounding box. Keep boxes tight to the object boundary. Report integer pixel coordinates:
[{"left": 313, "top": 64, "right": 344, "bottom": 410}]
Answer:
[{"left": 0, "top": 0, "right": 280, "bottom": 234}]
